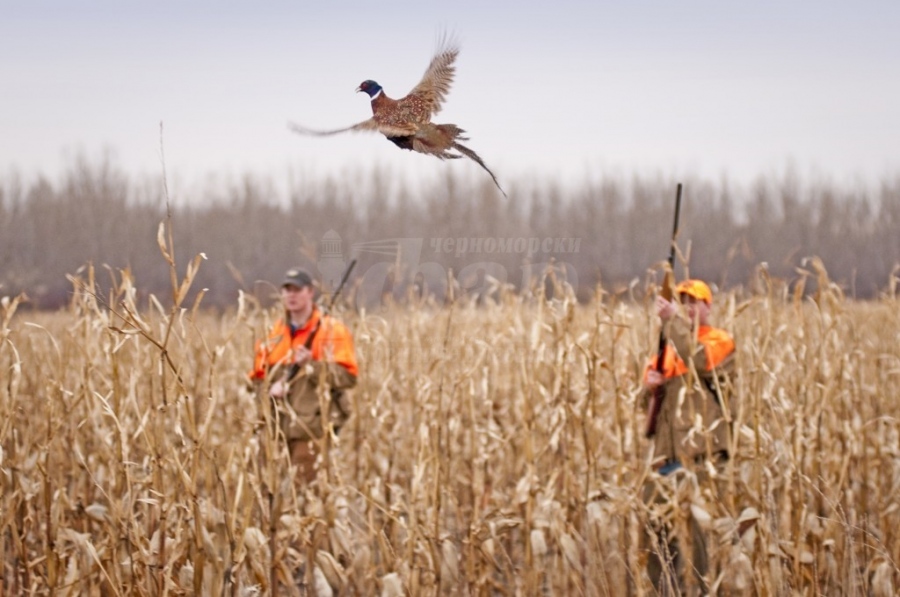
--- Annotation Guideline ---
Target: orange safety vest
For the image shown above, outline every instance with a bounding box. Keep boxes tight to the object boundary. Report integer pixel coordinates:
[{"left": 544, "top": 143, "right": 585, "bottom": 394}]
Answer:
[
  {"left": 250, "top": 308, "right": 358, "bottom": 380},
  {"left": 643, "top": 325, "right": 734, "bottom": 382}
]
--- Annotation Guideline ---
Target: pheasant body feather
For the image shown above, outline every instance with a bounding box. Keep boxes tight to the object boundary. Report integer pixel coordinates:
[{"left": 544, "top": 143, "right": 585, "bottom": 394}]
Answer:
[{"left": 289, "top": 36, "right": 506, "bottom": 197}]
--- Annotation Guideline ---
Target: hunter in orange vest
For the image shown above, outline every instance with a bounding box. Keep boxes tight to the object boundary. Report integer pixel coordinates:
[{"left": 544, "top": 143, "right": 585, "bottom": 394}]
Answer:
[
  {"left": 642, "top": 279, "right": 735, "bottom": 466},
  {"left": 250, "top": 267, "right": 358, "bottom": 484},
  {"left": 640, "top": 279, "right": 737, "bottom": 595}
]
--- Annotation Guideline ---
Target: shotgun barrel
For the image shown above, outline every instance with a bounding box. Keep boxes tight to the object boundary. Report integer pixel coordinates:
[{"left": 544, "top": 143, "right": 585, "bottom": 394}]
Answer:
[{"left": 645, "top": 183, "right": 682, "bottom": 438}]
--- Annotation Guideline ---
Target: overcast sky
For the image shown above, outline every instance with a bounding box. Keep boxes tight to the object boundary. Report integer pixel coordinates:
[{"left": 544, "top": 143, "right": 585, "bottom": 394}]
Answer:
[{"left": 2, "top": 0, "right": 899, "bottom": 196}]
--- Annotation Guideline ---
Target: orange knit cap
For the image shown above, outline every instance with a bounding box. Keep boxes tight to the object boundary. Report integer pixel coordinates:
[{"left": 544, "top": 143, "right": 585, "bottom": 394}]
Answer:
[{"left": 676, "top": 279, "right": 712, "bottom": 304}]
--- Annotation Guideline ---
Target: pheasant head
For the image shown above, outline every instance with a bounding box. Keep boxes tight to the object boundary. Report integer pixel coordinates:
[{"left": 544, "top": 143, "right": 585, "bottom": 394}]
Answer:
[{"left": 355, "top": 80, "right": 383, "bottom": 98}]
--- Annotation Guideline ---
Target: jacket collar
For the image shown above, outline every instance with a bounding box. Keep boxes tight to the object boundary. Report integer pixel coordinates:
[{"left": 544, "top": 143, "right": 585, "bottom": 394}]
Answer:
[{"left": 287, "top": 307, "right": 320, "bottom": 335}]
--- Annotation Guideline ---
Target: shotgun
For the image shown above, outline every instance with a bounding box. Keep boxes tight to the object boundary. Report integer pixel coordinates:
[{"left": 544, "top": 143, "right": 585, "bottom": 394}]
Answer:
[
  {"left": 286, "top": 259, "right": 357, "bottom": 382},
  {"left": 644, "top": 183, "right": 682, "bottom": 438}
]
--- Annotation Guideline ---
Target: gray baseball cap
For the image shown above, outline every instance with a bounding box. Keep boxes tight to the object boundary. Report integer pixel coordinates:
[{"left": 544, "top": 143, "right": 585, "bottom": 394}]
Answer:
[{"left": 281, "top": 267, "right": 313, "bottom": 288}]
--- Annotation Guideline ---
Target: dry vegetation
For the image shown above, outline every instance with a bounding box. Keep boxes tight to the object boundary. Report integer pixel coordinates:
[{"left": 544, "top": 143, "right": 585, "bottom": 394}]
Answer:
[{"left": 2, "top": 227, "right": 899, "bottom": 595}]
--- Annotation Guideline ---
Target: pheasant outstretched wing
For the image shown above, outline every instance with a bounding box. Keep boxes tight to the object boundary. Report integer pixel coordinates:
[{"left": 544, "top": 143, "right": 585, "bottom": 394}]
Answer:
[
  {"left": 287, "top": 119, "right": 416, "bottom": 137},
  {"left": 405, "top": 35, "right": 459, "bottom": 117}
]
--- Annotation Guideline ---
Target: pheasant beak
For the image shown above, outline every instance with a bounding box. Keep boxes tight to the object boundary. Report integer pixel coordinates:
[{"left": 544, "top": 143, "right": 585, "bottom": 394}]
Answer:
[{"left": 355, "top": 85, "right": 362, "bottom": 93}]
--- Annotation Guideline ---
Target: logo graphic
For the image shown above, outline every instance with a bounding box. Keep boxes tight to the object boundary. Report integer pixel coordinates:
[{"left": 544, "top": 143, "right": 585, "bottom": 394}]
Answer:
[
  {"left": 316, "top": 230, "right": 346, "bottom": 293},
  {"left": 315, "top": 231, "right": 582, "bottom": 306}
]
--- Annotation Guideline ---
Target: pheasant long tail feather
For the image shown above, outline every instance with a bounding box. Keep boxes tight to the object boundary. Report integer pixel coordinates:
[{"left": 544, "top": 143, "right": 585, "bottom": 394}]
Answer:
[{"left": 452, "top": 142, "right": 507, "bottom": 198}]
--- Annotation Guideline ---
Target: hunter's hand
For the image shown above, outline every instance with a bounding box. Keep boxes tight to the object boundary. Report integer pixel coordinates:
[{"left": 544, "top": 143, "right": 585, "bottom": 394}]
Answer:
[
  {"left": 270, "top": 380, "right": 287, "bottom": 398},
  {"left": 292, "top": 346, "right": 312, "bottom": 367},
  {"left": 656, "top": 296, "right": 678, "bottom": 321},
  {"left": 644, "top": 369, "right": 665, "bottom": 390}
]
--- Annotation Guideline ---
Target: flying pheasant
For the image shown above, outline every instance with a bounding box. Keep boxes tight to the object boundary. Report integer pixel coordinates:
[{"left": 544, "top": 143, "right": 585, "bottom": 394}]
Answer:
[{"left": 288, "top": 37, "right": 507, "bottom": 197}]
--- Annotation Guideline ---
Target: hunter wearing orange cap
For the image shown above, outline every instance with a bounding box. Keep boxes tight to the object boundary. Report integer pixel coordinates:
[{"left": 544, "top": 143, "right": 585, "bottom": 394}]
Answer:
[
  {"left": 250, "top": 267, "right": 358, "bottom": 484},
  {"left": 641, "top": 278, "right": 736, "bottom": 594},
  {"left": 674, "top": 278, "right": 712, "bottom": 304}
]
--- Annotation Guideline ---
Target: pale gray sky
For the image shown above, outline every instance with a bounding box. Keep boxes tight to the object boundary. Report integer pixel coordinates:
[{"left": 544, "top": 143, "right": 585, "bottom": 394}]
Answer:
[{"left": 2, "top": 0, "right": 899, "bottom": 195}]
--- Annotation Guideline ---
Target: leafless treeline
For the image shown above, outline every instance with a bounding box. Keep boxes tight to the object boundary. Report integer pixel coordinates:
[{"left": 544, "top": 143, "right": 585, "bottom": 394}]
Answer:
[{"left": 2, "top": 156, "right": 899, "bottom": 308}]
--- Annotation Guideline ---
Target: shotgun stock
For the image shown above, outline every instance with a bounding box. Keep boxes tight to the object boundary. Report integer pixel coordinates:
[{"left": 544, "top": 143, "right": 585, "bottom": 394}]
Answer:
[{"left": 645, "top": 183, "right": 682, "bottom": 438}]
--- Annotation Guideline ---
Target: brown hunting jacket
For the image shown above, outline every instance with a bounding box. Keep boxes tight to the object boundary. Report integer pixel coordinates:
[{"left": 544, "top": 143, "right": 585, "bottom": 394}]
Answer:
[{"left": 279, "top": 361, "right": 356, "bottom": 442}]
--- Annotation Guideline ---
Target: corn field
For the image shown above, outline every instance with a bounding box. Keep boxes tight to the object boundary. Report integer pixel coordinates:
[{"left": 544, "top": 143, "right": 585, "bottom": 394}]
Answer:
[{"left": 1, "top": 229, "right": 899, "bottom": 595}]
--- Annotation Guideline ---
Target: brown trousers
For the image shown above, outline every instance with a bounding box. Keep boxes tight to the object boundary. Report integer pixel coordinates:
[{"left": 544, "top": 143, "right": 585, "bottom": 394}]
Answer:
[
  {"left": 269, "top": 365, "right": 355, "bottom": 486},
  {"left": 641, "top": 454, "right": 729, "bottom": 596},
  {"left": 288, "top": 438, "right": 320, "bottom": 485}
]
